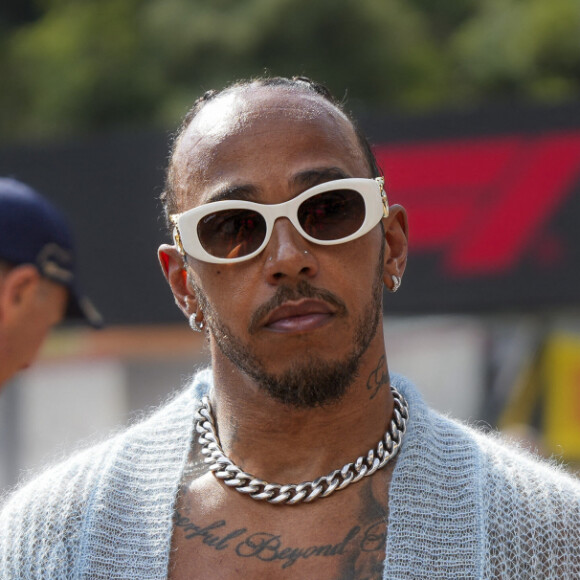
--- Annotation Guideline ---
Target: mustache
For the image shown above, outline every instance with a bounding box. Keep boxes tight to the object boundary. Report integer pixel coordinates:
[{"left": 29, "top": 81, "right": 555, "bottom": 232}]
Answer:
[{"left": 249, "top": 280, "right": 347, "bottom": 334}]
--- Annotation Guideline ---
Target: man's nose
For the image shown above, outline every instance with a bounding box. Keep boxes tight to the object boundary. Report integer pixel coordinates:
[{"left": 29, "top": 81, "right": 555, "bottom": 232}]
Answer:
[{"left": 262, "top": 218, "right": 318, "bottom": 283}]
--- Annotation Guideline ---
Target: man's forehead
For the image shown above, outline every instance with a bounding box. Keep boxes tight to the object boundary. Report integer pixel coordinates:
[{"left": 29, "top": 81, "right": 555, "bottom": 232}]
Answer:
[
  {"left": 180, "top": 86, "right": 351, "bottom": 149},
  {"left": 170, "top": 85, "right": 366, "bottom": 210}
]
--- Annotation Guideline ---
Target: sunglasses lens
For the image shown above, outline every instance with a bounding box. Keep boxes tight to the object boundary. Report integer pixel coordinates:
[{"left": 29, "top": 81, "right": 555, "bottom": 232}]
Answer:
[
  {"left": 197, "top": 209, "right": 267, "bottom": 259},
  {"left": 298, "top": 189, "right": 365, "bottom": 241}
]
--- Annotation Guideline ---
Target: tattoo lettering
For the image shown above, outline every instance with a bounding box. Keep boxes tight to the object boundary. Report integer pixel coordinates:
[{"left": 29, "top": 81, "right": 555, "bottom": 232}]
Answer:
[
  {"left": 174, "top": 511, "right": 386, "bottom": 570},
  {"left": 366, "top": 355, "right": 388, "bottom": 400},
  {"left": 360, "top": 521, "right": 386, "bottom": 552},
  {"left": 236, "top": 526, "right": 360, "bottom": 569},
  {"left": 173, "top": 512, "right": 247, "bottom": 551}
]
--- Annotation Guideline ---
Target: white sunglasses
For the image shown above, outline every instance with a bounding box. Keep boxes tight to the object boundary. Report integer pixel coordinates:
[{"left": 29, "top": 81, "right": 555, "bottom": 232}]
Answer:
[{"left": 171, "top": 177, "right": 388, "bottom": 264}]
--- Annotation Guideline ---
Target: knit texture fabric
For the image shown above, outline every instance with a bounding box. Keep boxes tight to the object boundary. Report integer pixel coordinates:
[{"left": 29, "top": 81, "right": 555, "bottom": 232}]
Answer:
[{"left": 1, "top": 369, "right": 580, "bottom": 579}]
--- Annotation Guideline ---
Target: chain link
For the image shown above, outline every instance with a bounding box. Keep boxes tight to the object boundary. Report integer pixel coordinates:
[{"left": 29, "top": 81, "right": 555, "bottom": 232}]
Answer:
[{"left": 195, "top": 385, "right": 409, "bottom": 505}]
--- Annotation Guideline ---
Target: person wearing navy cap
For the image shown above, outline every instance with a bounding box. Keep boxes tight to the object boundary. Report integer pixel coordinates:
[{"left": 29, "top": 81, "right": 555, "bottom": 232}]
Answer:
[{"left": 0, "top": 177, "right": 102, "bottom": 388}]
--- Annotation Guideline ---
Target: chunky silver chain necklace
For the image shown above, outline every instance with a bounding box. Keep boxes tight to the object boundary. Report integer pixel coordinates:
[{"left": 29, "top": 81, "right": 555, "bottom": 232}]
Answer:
[{"left": 194, "top": 385, "right": 409, "bottom": 506}]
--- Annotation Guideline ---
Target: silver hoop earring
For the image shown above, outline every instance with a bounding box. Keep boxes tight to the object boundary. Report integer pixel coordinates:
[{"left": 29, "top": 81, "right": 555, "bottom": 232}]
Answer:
[
  {"left": 189, "top": 313, "right": 204, "bottom": 332},
  {"left": 389, "top": 275, "right": 401, "bottom": 293}
]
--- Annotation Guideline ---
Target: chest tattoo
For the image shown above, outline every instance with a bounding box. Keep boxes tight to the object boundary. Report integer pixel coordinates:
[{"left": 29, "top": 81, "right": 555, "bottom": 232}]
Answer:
[{"left": 173, "top": 510, "right": 387, "bottom": 572}]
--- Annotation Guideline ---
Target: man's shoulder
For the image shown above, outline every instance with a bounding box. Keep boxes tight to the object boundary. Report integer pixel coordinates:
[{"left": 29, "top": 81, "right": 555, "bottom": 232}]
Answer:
[
  {"left": 0, "top": 437, "right": 114, "bottom": 577},
  {"left": 1, "top": 377, "right": 203, "bottom": 510},
  {"left": 435, "top": 409, "right": 580, "bottom": 495},
  {"left": 472, "top": 424, "right": 580, "bottom": 494},
  {"left": 394, "top": 374, "right": 580, "bottom": 507},
  {"left": 462, "top": 417, "right": 580, "bottom": 575},
  {"left": 389, "top": 379, "right": 580, "bottom": 577},
  {"left": 435, "top": 411, "right": 580, "bottom": 521},
  {"left": 0, "top": 419, "right": 137, "bottom": 551},
  {"left": 0, "top": 374, "right": 209, "bottom": 578}
]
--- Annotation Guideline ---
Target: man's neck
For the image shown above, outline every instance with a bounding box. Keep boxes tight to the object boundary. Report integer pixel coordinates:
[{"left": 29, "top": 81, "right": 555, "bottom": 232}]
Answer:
[{"left": 207, "top": 344, "right": 394, "bottom": 486}]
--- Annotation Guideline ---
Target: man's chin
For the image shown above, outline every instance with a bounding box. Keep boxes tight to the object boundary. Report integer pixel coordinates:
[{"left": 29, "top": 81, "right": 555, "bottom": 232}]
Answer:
[{"left": 250, "top": 356, "right": 361, "bottom": 409}]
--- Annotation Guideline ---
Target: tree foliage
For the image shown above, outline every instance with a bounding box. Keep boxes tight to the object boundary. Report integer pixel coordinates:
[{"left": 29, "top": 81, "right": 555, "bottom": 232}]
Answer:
[{"left": 1, "top": 0, "right": 579, "bottom": 142}]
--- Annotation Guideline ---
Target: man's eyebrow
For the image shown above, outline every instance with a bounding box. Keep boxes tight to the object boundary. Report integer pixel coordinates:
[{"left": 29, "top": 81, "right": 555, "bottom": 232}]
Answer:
[
  {"left": 205, "top": 167, "right": 350, "bottom": 204},
  {"left": 206, "top": 184, "right": 259, "bottom": 203},
  {"left": 291, "top": 167, "right": 351, "bottom": 189}
]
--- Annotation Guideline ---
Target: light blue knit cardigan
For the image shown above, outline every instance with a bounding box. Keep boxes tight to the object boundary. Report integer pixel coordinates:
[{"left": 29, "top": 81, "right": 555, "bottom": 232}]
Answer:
[{"left": 1, "top": 369, "right": 580, "bottom": 579}]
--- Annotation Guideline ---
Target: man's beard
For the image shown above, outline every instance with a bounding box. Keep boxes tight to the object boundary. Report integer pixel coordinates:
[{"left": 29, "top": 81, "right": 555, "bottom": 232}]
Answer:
[{"left": 190, "top": 244, "right": 385, "bottom": 408}]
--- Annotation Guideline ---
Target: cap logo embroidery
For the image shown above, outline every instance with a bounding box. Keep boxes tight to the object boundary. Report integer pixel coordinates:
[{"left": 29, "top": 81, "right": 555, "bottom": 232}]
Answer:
[{"left": 36, "top": 243, "right": 74, "bottom": 284}]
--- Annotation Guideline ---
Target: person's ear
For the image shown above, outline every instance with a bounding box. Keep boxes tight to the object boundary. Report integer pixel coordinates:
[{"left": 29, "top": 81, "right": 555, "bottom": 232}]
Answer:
[
  {"left": 381, "top": 204, "right": 408, "bottom": 289},
  {"left": 0, "top": 265, "right": 41, "bottom": 323},
  {"left": 158, "top": 244, "right": 198, "bottom": 318}
]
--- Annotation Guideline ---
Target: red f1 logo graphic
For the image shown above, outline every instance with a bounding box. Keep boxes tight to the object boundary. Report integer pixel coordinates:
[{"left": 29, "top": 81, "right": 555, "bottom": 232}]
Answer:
[{"left": 374, "top": 132, "right": 580, "bottom": 277}]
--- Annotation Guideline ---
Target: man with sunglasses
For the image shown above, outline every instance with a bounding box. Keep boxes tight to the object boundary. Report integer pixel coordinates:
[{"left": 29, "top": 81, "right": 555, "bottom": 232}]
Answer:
[{"left": 2, "top": 77, "right": 580, "bottom": 579}]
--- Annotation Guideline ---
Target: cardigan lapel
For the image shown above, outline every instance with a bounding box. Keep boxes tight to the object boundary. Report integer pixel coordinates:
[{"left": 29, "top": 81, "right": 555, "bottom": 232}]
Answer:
[
  {"left": 81, "top": 372, "right": 211, "bottom": 579},
  {"left": 383, "top": 375, "right": 485, "bottom": 579}
]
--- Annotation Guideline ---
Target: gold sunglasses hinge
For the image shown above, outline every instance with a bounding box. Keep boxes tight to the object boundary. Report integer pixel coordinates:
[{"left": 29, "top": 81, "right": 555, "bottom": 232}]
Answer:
[
  {"left": 170, "top": 214, "right": 186, "bottom": 256},
  {"left": 376, "top": 176, "right": 389, "bottom": 218}
]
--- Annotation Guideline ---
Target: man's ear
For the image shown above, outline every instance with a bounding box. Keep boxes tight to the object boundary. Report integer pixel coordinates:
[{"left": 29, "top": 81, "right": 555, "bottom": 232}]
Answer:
[
  {"left": 158, "top": 244, "right": 198, "bottom": 318},
  {"left": 0, "top": 265, "right": 41, "bottom": 322},
  {"left": 381, "top": 204, "right": 409, "bottom": 287}
]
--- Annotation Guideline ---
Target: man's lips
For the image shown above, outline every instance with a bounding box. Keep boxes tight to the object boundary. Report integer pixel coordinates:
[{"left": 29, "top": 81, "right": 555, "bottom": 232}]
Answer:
[
  {"left": 263, "top": 299, "right": 335, "bottom": 332},
  {"left": 247, "top": 281, "right": 348, "bottom": 335}
]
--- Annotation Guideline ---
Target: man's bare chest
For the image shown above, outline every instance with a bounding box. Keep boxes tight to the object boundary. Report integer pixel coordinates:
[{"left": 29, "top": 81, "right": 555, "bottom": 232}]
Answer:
[
  {"left": 169, "top": 508, "right": 387, "bottom": 579},
  {"left": 168, "top": 473, "right": 391, "bottom": 580}
]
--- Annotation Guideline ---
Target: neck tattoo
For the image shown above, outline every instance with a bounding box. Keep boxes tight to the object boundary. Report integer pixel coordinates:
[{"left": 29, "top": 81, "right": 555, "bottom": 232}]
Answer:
[{"left": 194, "top": 385, "right": 409, "bottom": 506}]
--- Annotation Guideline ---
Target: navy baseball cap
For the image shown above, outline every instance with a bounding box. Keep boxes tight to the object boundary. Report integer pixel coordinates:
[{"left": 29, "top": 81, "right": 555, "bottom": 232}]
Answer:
[{"left": 0, "top": 178, "right": 103, "bottom": 328}]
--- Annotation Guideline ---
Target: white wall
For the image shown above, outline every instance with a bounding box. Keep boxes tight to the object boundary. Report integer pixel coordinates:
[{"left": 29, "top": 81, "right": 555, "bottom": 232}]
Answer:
[
  {"left": 16, "top": 359, "right": 127, "bottom": 474},
  {"left": 385, "top": 316, "right": 487, "bottom": 420}
]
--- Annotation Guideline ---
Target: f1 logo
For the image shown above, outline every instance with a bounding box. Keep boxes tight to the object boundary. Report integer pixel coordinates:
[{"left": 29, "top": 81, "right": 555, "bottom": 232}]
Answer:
[{"left": 374, "top": 132, "right": 580, "bottom": 277}]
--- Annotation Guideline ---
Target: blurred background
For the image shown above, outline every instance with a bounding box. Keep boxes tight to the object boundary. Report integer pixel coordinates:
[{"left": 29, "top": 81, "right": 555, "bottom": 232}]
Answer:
[{"left": 1, "top": 0, "right": 580, "bottom": 488}]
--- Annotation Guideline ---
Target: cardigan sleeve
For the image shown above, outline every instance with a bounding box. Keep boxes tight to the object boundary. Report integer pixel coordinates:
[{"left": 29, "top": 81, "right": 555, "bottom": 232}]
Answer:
[
  {"left": 386, "top": 373, "right": 580, "bottom": 579},
  {"left": 477, "top": 431, "right": 580, "bottom": 579},
  {"left": 0, "top": 440, "right": 113, "bottom": 580},
  {"left": 0, "top": 378, "right": 203, "bottom": 580}
]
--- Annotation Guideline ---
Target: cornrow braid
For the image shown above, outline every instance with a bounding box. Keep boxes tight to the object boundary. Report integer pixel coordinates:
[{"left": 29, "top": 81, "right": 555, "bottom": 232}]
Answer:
[{"left": 160, "top": 76, "right": 381, "bottom": 231}]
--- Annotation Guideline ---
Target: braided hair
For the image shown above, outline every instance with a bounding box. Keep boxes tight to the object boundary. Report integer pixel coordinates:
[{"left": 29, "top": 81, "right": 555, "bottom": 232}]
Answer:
[{"left": 160, "top": 76, "right": 381, "bottom": 229}]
